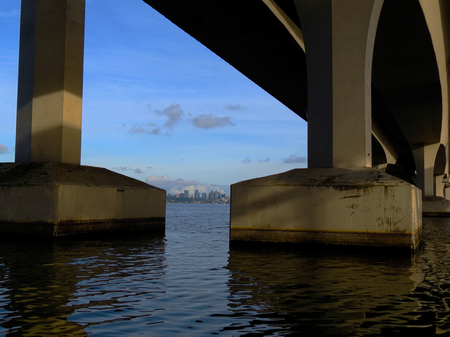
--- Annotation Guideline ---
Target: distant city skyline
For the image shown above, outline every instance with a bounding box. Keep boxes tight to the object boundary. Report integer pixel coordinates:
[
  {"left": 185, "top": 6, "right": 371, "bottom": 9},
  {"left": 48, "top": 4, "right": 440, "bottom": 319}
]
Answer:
[
  {"left": 0, "top": 1, "right": 308, "bottom": 195},
  {"left": 167, "top": 188, "right": 229, "bottom": 204}
]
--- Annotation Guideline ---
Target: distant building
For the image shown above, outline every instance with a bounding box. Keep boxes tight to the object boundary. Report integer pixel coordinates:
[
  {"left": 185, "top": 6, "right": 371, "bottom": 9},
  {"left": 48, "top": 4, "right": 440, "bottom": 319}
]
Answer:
[
  {"left": 166, "top": 190, "right": 230, "bottom": 204},
  {"left": 208, "top": 190, "right": 215, "bottom": 200}
]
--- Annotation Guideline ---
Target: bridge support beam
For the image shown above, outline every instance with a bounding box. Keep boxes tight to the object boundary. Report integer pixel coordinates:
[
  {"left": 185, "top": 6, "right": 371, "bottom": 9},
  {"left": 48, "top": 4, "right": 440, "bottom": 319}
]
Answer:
[
  {"left": 230, "top": 0, "right": 422, "bottom": 250},
  {"left": 0, "top": 0, "right": 165, "bottom": 237},
  {"left": 15, "top": 0, "right": 84, "bottom": 164},
  {"left": 412, "top": 143, "right": 440, "bottom": 197},
  {"left": 299, "top": 0, "right": 376, "bottom": 169}
]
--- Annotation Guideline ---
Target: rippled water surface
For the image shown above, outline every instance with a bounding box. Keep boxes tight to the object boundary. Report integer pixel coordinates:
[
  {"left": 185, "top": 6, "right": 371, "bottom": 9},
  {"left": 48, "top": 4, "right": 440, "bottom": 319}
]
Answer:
[{"left": 1, "top": 204, "right": 450, "bottom": 336}]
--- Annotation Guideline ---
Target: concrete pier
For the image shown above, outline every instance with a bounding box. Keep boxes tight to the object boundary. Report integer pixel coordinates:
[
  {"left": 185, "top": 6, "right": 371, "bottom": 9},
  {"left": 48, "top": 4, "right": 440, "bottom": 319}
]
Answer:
[
  {"left": 230, "top": 0, "right": 422, "bottom": 250},
  {"left": 16, "top": 0, "right": 84, "bottom": 164},
  {"left": 231, "top": 168, "right": 421, "bottom": 250},
  {"left": 0, "top": 163, "right": 165, "bottom": 236},
  {"left": 422, "top": 196, "right": 450, "bottom": 217},
  {"left": 143, "top": 1, "right": 450, "bottom": 224},
  {"left": 1, "top": 0, "right": 166, "bottom": 236}
]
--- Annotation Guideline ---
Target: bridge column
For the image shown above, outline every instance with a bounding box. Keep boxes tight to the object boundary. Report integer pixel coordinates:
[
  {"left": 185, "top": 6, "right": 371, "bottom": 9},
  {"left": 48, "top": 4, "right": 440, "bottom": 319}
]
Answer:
[
  {"left": 0, "top": 0, "right": 166, "bottom": 237},
  {"left": 297, "top": 0, "right": 377, "bottom": 168},
  {"left": 15, "top": 0, "right": 84, "bottom": 164},
  {"left": 230, "top": 0, "right": 422, "bottom": 250},
  {"left": 412, "top": 143, "right": 440, "bottom": 196}
]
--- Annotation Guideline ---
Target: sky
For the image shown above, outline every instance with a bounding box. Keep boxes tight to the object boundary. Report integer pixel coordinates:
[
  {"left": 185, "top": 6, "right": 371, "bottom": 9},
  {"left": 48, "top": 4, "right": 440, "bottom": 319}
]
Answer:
[{"left": 0, "top": 0, "right": 307, "bottom": 195}]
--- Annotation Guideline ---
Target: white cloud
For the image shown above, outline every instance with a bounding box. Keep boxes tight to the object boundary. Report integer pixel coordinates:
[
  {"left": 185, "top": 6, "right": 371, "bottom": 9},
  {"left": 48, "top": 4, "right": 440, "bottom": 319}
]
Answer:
[
  {"left": 155, "top": 104, "right": 184, "bottom": 130},
  {"left": 0, "top": 143, "right": 10, "bottom": 154},
  {"left": 225, "top": 104, "right": 246, "bottom": 111},
  {"left": 191, "top": 114, "right": 235, "bottom": 129},
  {"left": 112, "top": 166, "right": 145, "bottom": 174},
  {"left": 129, "top": 123, "right": 160, "bottom": 135},
  {"left": 112, "top": 166, "right": 132, "bottom": 171},
  {"left": 283, "top": 154, "right": 307, "bottom": 164},
  {"left": 145, "top": 175, "right": 226, "bottom": 195}
]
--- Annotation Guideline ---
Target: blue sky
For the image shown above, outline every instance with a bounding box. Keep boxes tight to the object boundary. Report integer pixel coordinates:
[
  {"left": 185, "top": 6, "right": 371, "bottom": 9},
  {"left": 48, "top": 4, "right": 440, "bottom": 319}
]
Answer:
[{"left": 0, "top": 0, "right": 307, "bottom": 195}]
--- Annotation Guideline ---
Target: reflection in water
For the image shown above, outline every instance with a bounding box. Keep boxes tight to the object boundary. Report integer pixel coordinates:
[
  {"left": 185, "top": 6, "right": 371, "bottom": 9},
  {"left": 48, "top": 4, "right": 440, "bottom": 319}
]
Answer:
[
  {"left": 224, "top": 219, "right": 450, "bottom": 336},
  {"left": 1, "top": 205, "right": 450, "bottom": 336},
  {"left": 225, "top": 247, "right": 419, "bottom": 335},
  {"left": 409, "top": 218, "right": 450, "bottom": 334},
  {"left": 0, "top": 234, "right": 166, "bottom": 336}
]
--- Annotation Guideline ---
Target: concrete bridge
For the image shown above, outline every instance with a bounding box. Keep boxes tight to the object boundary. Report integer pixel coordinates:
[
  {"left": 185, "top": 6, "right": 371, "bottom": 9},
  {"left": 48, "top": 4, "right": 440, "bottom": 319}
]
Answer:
[
  {"left": 144, "top": 0, "right": 449, "bottom": 195},
  {"left": 1, "top": 0, "right": 449, "bottom": 250},
  {"left": 143, "top": 0, "right": 450, "bottom": 250}
]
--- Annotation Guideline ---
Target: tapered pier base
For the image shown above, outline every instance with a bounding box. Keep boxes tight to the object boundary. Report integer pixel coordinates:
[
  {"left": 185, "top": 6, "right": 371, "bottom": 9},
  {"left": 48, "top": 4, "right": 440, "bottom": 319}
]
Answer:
[
  {"left": 422, "top": 196, "right": 450, "bottom": 217},
  {"left": 230, "top": 168, "right": 422, "bottom": 250},
  {"left": 0, "top": 162, "right": 165, "bottom": 236}
]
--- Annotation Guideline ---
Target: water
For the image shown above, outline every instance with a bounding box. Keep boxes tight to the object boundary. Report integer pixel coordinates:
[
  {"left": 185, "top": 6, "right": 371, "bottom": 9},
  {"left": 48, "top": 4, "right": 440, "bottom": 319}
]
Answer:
[{"left": 1, "top": 204, "right": 450, "bottom": 336}]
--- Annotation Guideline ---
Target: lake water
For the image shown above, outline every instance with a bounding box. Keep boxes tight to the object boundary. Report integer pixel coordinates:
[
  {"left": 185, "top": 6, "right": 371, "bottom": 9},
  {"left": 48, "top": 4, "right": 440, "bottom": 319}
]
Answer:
[{"left": 1, "top": 203, "right": 450, "bottom": 336}]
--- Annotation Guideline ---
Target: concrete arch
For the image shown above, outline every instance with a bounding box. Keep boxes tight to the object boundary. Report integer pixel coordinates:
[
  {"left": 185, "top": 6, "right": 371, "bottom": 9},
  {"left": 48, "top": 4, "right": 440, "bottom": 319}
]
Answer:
[
  {"left": 263, "top": 0, "right": 305, "bottom": 52},
  {"left": 420, "top": 0, "right": 450, "bottom": 177},
  {"left": 434, "top": 143, "right": 447, "bottom": 197},
  {"left": 371, "top": 135, "right": 387, "bottom": 167},
  {"left": 372, "top": 0, "right": 442, "bottom": 146},
  {"left": 434, "top": 144, "right": 447, "bottom": 176},
  {"left": 372, "top": 0, "right": 443, "bottom": 188},
  {"left": 295, "top": 0, "right": 384, "bottom": 168}
]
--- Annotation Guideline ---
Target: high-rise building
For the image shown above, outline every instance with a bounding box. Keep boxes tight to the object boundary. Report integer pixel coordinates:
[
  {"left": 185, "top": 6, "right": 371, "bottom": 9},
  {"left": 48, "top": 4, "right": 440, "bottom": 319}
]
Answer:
[
  {"left": 184, "top": 190, "right": 189, "bottom": 198},
  {"left": 208, "top": 190, "right": 215, "bottom": 200},
  {"left": 201, "top": 193, "right": 207, "bottom": 199},
  {"left": 194, "top": 190, "right": 199, "bottom": 199}
]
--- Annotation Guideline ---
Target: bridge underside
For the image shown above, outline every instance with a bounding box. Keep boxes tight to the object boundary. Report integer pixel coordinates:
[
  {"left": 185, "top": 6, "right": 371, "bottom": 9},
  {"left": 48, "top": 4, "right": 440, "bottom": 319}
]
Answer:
[
  {"left": 4, "top": 1, "right": 448, "bottom": 246},
  {"left": 143, "top": 0, "right": 447, "bottom": 185},
  {"left": 143, "top": 0, "right": 450, "bottom": 249}
]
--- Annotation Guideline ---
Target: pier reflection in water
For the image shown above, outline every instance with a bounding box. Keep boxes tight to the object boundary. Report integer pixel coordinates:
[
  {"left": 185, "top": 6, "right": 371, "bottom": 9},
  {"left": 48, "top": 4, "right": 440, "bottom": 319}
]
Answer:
[
  {"left": 0, "top": 235, "right": 167, "bottom": 336},
  {"left": 1, "top": 204, "right": 450, "bottom": 335}
]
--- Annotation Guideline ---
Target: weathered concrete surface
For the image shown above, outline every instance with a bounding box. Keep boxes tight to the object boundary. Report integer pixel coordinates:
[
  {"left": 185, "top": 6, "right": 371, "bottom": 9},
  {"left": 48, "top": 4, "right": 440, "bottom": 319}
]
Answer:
[
  {"left": 0, "top": 162, "right": 165, "bottom": 236},
  {"left": 422, "top": 196, "right": 450, "bottom": 217},
  {"left": 16, "top": 0, "right": 85, "bottom": 164},
  {"left": 230, "top": 168, "right": 422, "bottom": 250}
]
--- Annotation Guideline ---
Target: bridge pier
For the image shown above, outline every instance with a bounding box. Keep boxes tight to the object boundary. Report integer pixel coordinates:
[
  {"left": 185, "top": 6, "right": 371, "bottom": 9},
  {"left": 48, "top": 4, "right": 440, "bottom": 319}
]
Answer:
[
  {"left": 231, "top": 168, "right": 421, "bottom": 249},
  {"left": 416, "top": 143, "right": 450, "bottom": 216},
  {"left": 230, "top": 0, "right": 422, "bottom": 250},
  {"left": 412, "top": 143, "right": 440, "bottom": 197},
  {"left": 0, "top": 0, "right": 165, "bottom": 236}
]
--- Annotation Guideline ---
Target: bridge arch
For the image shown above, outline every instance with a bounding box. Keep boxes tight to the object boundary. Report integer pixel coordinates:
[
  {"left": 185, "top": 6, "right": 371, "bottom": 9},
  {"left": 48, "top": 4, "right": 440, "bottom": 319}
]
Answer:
[
  {"left": 372, "top": 0, "right": 443, "bottom": 191},
  {"left": 434, "top": 143, "right": 447, "bottom": 196}
]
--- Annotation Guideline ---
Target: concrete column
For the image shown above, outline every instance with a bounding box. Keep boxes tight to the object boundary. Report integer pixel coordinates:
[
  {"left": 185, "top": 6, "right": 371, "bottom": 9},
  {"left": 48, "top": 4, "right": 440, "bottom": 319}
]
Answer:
[
  {"left": 412, "top": 143, "right": 440, "bottom": 196},
  {"left": 15, "top": 0, "right": 85, "bottom": 164},
  {"left": 435, "top": 174, "right": 445, "bottom": 197},
  {"left": 295, "top": 0, "right": 383, "bottom": 168}
]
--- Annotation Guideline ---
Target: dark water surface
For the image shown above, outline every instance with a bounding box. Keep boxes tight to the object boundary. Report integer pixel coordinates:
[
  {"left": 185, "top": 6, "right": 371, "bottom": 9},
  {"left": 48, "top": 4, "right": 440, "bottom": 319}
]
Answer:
[{"left": 1, "top": 204, "right": 450, "bottom": 336}]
